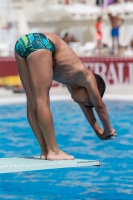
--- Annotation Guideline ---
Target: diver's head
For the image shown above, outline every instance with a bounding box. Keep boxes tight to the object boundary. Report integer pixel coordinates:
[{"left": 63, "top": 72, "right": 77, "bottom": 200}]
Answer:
[
  {"left": 84, "top": 74, "right": 106, "bottom": 108},
  {"left": 71, "top": 73, "right": 106, "bottom": 107}
]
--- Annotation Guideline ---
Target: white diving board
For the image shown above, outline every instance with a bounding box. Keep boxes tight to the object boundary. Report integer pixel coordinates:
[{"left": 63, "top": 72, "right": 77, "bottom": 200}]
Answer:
[{"left": 0, "top": 157, "right": 100, "bottom": 174}]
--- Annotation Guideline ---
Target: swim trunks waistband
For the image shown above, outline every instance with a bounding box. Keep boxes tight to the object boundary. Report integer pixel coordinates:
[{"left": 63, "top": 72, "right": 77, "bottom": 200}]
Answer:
[{"left": 14, "top": 33, "right": 56, "bottom": 59}]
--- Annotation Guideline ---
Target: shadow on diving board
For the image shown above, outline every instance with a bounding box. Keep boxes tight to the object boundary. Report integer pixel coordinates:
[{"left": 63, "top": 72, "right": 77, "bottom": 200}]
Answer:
[{"left": 0, "top": 156, "right": 101, "bottom": 174}]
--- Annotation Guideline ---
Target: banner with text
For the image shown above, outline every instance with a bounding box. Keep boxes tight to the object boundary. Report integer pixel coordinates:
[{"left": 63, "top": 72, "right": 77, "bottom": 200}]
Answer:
[
  {"left": 0, "top": 57, "right": 133, "bottom": 86},
  {"left": 80, "top": 57, "right": 133, "bottom": 85}
]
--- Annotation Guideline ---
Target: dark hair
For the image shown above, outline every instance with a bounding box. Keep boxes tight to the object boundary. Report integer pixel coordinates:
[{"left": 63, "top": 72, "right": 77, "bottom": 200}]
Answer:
[
  {"left": 64, "top": 33, "right": 68, "bottom": 37},
  {"left": 97, "top": 16, "right": 102, "bottom": 22},
  {"left": 84, "top": 73, "right": 106, "bottom": 108}
]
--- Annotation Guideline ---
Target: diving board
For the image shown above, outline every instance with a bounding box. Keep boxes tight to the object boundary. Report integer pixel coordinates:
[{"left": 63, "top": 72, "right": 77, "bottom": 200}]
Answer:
[{"left": 0, "top": 157, "right": 100, "bottom": 174}]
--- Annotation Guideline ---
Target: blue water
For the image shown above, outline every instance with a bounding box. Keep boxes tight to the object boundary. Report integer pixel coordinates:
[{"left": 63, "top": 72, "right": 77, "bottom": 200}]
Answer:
[{"left": 0, "top": 101, "right": 133, "bottom": 200}]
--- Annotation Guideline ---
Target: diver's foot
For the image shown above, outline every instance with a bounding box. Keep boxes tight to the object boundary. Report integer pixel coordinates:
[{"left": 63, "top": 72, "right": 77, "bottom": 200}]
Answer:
[
  {"left": 47, "top": 149, "right": 74, "bottom": 160},
  {"left": 40, "top": 151, "right": 47, "bottom": 160}
]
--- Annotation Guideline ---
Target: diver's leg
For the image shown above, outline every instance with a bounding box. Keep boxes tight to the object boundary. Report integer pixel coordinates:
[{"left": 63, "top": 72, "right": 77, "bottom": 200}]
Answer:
[
  {"left": 26, "top": 49, "right": 74, "bottom": 160},
  {"left": 15, "top": 53, "right": 47, "bottom": 159}
]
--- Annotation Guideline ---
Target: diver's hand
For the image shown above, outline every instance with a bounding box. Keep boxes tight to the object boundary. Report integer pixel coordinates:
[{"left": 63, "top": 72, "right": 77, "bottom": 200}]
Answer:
[
  {"left": 104, "top": 128, "right": 117, "bottom": 140},
  {"left": 96, "top": 128, "right": 117, "bottom": 140}
]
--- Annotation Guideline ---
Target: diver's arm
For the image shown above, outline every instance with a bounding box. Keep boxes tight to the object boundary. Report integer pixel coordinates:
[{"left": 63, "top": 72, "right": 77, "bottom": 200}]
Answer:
[
  {"left": 85, "top": 73, "right": 113, "bottom": 133},
  {"left": 79, "top": 104, "right": 105, "bottom": 139},
  {"left": 84, "top": 72, "right": 116, "bottom": 140},
  {"left": 66, "top": 84, "right": 104, "bottom": 139},
  {"left": 67, "top": 85, "right": 115, "bottom": 140},
  {"left": 66, "top": 83, "right": 112, "bottom": 134}
]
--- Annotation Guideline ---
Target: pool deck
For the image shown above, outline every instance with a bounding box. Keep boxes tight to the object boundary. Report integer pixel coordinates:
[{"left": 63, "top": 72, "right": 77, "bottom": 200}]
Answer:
[{"left": 0, "top": 85, "right": 133, "bottom": 105}]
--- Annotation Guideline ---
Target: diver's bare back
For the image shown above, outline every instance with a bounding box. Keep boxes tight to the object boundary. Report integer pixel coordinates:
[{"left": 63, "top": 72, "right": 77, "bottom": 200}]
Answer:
[{"left": 45, "top": 33, "right": 87, "bottom": 86}]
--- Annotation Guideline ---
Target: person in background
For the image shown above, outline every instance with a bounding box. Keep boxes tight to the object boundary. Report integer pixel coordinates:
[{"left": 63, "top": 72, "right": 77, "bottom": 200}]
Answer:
[
  {"left": 80, "top": 0, "right": 87, "bottom": 3},
  {"left": 62, "top": 33, "right": 70, "bottom": 44},
  {"left": 108, "top": 0, "right": 124, "bottom": 54},
  {"left": 69, "top": 35, "right": 77, "bottom": 43},
  {"left": 94, "top": 16, "right": 102, "bottom": 54},
  {"left": 96, "top": 0, "right": 104, "bottom": 6},
  {"left": 62, "top": 33, "right": 77, "bottom": 44}
]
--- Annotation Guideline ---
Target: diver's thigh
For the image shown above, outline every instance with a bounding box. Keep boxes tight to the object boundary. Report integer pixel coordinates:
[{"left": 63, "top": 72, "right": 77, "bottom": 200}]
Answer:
[
  {"left": 15, "top": 53, "right": 34, "bottom": 105},
  {"left": 26, "top": 50, "right": 53, "bottom": 104}
]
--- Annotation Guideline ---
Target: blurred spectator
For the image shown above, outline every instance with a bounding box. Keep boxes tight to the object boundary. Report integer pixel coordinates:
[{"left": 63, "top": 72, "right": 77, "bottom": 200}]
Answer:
[
  {"left": 96, "top": 0, "right": 104, "bottom": 6},
  {"left": 65, "top": 0, "right": 70, "bottom": 4},
  {"left": 62, "top": 33, "right": 77, "bottom": 44},
  {"left": 127, "top": 36, "right": 133, "bottom": 49},
  {"left": 111, "top": 0, "right": 119, "bottom": 3},
  {"left": 80, "top": 0, "right": 87, "bottom": 3},
  {"left": 94, "top": 16, "right": 102, "bottom": 54},
  {"left": 69, "top": 35, "right": 77, "bottom": 43},
  {"left": 108, "top": 0, "right": 124, "bottom": 54},
  {"left": 62, "top": 33, "right": 70, "bottom": 44},
  {"left": 131, "top": 39, "right": 133, "bottom": 48}
]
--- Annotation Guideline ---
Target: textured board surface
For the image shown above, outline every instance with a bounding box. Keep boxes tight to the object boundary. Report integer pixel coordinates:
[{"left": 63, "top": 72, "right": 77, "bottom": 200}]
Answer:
[{"left": 0, "top": 157, "right": 100, "bottom": 173}]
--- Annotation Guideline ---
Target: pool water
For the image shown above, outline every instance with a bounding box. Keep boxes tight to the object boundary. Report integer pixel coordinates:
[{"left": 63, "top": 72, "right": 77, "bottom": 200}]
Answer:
[{"left": 0, "top": 101, "right": 133, "bottom": 200}]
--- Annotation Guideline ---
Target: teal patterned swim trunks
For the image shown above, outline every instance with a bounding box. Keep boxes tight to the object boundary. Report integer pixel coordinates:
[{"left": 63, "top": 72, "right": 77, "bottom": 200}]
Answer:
[{"left": 14, "top": 33, "right": 56, "bottom": 59}]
